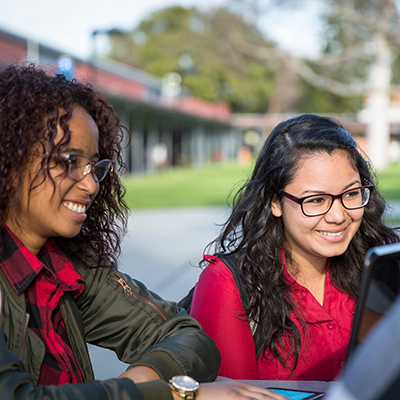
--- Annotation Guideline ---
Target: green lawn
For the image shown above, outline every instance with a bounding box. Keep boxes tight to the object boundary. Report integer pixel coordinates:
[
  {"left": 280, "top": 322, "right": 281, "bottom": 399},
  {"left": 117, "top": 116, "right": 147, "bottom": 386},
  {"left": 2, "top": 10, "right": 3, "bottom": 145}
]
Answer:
[
  {"left": 123, "top": 161, "right": 400, "bottom": 209},
  {"left": 376, "top": 163, "right": 400, "bottom": 200},
  {"left": 123, "top": 161, "right": 253, "bottom": 209}
]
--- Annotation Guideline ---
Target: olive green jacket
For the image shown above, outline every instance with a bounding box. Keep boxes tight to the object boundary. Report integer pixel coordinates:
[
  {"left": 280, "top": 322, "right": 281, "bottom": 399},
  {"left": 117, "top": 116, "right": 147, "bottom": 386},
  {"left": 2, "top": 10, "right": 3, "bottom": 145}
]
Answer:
[{"left": 0, "top": 254, "right": 220, "bottom": 399}]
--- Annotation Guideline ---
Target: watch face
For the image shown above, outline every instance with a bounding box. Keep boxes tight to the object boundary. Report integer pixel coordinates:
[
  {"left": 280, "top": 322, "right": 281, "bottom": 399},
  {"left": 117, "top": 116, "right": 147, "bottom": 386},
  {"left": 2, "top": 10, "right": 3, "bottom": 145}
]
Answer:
[{"left": 172, "top": 375, "right": 200, "bottom": 391}]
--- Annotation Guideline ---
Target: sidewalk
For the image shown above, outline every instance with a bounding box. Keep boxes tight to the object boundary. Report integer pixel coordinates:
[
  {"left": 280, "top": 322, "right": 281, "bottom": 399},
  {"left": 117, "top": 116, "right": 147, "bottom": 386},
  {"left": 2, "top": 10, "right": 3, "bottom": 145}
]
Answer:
[{"left": 119, "top": 206, "right": 229, "bottom": 301}]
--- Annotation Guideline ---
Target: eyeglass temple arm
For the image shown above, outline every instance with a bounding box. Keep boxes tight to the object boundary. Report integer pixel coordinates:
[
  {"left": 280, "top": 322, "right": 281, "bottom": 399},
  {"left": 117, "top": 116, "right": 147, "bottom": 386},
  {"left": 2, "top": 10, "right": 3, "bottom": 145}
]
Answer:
[{"left": 280, "top": 191, "right": 303, "bottom": 204}]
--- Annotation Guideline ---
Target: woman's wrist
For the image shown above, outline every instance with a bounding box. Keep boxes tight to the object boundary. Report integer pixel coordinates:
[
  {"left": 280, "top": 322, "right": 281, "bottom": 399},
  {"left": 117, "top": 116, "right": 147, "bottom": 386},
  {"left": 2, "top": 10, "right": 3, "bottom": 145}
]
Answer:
[{"left": 118, "top": 365, "right": 161, "bottom": 383}]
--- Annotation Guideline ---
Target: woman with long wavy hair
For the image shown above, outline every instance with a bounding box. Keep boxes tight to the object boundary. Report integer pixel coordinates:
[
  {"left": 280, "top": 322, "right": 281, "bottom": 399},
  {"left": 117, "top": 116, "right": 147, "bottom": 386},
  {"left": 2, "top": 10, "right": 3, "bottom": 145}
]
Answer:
[
  {"left": 0, "top": 64, "right": 284, "bottom": 400},
  {"left": 190, "top": 114, "right": 399, "bottom": 381}
]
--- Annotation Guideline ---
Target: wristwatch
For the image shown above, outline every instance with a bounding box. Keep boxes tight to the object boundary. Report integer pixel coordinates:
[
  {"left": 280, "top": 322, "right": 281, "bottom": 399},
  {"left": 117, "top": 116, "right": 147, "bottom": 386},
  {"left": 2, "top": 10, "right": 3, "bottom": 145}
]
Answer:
[{"left": 169, "top": 375, "right": 199, "bottom": 399}]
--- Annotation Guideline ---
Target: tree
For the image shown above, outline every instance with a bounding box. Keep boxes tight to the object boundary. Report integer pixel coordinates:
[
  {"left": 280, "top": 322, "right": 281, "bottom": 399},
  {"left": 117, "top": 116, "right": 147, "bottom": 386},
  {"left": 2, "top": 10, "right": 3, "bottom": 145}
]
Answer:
[
  {"left": 107, "top": 2, "right": 368, "bottom": 115},
  {"left": 108, "top": 6, "right": 276, "bottom": 113},
  {"left": 319, "top": 0, "right": 400, "bottom": 169},
  {"left": 229, "top": 0, "right": 400, "bottom": 169}
]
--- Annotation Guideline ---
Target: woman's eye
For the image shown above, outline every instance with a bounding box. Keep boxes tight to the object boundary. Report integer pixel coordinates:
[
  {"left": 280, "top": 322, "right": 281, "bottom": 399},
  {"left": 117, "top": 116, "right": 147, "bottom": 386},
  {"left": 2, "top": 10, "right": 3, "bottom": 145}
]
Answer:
[
  {"left": 344, "top": 190, "right": 360, "bottom": 199},
  {"left": 68, "top": 156, "right": 80, "bottom": 166},
  {"left": 305, "top": 197, "right": 326, "bottom": 204}
]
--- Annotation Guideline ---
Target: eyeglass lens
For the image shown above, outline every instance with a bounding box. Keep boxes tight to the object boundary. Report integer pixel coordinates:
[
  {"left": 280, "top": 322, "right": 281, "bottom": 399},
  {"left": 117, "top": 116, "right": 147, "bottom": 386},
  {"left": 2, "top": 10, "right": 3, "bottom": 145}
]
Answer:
[
  {"left": 67, "top": 154, "right": 113, "bottom": 182},
  {"left": 302, "top": 188, "right": 371, "bottom": 216}
]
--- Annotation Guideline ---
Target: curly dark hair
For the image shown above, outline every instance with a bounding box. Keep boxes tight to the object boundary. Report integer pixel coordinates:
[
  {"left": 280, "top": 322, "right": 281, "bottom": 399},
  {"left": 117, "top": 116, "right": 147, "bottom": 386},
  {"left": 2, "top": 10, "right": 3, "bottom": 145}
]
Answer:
[
  {"left": 0, "top": 63, "right": 129, "bottom": 264},
  {"left": 208, "top": 114, "right": 399, "bottom": 371}
]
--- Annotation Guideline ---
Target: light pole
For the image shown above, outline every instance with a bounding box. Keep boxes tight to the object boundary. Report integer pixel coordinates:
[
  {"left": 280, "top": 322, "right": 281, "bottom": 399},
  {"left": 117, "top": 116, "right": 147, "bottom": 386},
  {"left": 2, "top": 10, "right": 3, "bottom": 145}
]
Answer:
[
  {"left": 91, "top": 28, "right": 124, "bottom": 62},
  {"left": 90, "top": 28, "right": 124, "bottom": 86}
]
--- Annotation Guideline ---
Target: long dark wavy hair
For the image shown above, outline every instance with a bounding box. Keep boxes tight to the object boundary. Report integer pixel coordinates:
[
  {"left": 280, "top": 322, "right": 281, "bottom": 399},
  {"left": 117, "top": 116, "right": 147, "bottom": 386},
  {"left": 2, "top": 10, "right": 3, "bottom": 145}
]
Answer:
[
  {"left": 207, "top": 114, "right": 399, "bottom": 370},
  {"left": 0, "top": 63, "right": 129, "bottom": 265}
]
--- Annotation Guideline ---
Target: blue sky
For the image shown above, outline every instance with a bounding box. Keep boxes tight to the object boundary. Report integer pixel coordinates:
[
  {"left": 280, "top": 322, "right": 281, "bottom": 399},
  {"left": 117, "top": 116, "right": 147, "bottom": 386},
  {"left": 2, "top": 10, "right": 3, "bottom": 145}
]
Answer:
[{"left": 0, "top": 0, "right": 322, "bottom": 60}]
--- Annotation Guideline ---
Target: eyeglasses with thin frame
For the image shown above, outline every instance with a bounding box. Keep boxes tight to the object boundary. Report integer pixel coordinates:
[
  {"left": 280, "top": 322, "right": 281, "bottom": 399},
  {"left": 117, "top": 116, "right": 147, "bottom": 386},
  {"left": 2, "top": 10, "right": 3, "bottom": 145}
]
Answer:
[
  {"left": 280, "top": 181, "right": 374, "bottom": 217},
  {"left": 61, "top": 153, "right": 115, "bottom": 183}
]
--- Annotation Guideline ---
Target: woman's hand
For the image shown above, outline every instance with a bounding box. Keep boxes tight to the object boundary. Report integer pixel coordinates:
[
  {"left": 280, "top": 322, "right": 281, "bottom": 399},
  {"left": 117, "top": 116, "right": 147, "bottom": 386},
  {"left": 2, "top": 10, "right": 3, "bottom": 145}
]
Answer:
[
  {"left": 194, "top": 381, "right": 288, "bottom": 400},
  {"left": 119, "top": 368, "right": 288, "bottom": 399}
]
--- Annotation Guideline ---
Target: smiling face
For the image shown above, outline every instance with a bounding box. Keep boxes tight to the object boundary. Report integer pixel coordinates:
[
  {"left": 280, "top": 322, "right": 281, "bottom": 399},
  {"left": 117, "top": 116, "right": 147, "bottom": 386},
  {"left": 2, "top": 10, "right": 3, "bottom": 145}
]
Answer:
[
  {"left": 271, "top": 150, "right": 364, "bottom": 270},
  {"left": 6, "top": 105, "right": 100, "bottom": 255}
]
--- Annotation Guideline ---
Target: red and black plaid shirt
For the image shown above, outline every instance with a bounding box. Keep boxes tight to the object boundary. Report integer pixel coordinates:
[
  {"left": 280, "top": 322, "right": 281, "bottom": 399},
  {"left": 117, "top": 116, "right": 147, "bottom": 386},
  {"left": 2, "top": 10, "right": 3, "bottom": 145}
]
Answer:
[{"left": 0, "top": 226, "right": 86, "bottom": 385}]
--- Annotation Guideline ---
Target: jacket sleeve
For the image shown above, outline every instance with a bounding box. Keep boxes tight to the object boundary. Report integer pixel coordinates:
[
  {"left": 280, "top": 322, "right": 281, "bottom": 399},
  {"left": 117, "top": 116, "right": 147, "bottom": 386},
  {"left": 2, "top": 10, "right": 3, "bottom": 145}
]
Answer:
[
  {"left": 75, "top": 264, "right": 220, "bottom": 383},
  {"left": 0, "top": 284, "right": 173, "bottom": 400}
]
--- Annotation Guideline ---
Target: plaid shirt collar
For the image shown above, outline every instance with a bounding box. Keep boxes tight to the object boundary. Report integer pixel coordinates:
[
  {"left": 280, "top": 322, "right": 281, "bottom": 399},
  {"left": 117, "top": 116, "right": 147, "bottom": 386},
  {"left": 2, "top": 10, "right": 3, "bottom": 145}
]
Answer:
[{"left": 0, "top": 225, "right": 85, "bottom": 297}]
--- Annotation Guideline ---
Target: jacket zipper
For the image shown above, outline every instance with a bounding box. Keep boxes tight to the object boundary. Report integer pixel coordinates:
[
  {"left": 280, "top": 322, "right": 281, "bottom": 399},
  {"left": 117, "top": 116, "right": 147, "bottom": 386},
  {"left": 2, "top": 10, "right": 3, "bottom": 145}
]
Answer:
[
  {"left": 59, "top": 307, "right": 87, "bottom": 383},
  {"left": 113, "top": 273, "right": 168, "bottom": 321},
  {"left": 20, "top": 312, "right": 30, "bottom": 359}
]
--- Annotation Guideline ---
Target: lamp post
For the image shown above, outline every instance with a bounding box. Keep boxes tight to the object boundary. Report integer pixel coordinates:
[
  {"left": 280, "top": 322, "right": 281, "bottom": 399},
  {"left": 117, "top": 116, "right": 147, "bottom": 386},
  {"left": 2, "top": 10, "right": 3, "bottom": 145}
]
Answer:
[
  {"left": 89, "top": 28, "right": 124, "bottom": 86},
  {"left": 91, "top": 28, "right": 124, "bottom": 62}
]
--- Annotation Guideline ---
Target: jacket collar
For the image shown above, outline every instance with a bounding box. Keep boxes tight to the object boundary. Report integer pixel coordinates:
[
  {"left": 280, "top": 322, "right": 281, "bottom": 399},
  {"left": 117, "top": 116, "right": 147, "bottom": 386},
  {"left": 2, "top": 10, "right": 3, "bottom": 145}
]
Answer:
[{"left": 0, "top": 225, "right": 85, "bottom": 297}]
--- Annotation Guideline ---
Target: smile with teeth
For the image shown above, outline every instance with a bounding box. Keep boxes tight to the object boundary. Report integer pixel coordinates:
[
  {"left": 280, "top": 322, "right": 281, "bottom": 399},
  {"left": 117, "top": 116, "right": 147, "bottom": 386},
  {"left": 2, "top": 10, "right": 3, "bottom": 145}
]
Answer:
[
  {"left": 319, "top": 230, "right": 344, "bottom": 237},
  {"left": 63, "top": 202, "right": 86, "bottom": 214}
]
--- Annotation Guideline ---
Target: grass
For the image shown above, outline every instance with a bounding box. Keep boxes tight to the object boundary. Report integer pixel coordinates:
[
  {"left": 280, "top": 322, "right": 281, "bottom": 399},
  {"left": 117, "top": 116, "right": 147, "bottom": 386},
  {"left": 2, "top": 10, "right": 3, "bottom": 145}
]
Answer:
[
  {"left": 123, "top": 161, "right": 400, "bottom": 210},
  {"left": 376, "top": 163, "right": 400, "bottom": 200},
  {"left": 123, "top": 161, "right": 254, "bottom": 209}
]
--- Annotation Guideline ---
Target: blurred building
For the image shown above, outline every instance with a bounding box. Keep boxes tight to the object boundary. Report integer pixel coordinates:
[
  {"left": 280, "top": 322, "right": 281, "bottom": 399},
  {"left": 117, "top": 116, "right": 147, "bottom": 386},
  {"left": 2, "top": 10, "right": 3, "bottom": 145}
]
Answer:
[
  {"left": 0, "top": 27, "right": 240, "bottom": 174},
  {"left": 232, "top": 112, "right": 400, "bottom": 164}
]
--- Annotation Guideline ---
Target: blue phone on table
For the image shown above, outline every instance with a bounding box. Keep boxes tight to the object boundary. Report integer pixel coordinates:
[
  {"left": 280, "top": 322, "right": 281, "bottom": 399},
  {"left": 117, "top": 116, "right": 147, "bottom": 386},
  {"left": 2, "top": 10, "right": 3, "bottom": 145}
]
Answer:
[{"left": 267, "top": 387, "right": 325, "bottom": 399}]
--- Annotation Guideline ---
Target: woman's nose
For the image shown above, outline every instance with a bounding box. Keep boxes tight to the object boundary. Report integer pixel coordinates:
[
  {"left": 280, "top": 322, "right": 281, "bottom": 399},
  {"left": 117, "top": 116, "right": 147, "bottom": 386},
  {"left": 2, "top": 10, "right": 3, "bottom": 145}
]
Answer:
[
  {"left": 77, "top": 170, "right": 99, "bottom": 195},
  {"left": 324, "top": 197, "right": 347, "bottom": 223}
]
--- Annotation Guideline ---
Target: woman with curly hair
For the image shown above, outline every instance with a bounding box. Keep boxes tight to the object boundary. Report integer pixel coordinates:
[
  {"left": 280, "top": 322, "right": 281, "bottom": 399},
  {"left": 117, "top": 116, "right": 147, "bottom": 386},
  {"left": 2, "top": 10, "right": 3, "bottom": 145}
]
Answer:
[
  {"left": 189, "top": 114, "right": 400, "bottom": 381},
  {"left": 0, "top": 64, "right": 284, "bottom": 400}
]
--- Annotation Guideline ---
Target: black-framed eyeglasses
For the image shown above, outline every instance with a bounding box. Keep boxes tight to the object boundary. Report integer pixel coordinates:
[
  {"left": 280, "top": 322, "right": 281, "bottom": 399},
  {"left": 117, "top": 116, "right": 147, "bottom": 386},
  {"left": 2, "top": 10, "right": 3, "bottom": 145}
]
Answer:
[
  {"left": 62, "top": 153, "right": 115, "bottom": 183},
  {"left": 280, "top": 181, "right": 374, "bottom": 217}
]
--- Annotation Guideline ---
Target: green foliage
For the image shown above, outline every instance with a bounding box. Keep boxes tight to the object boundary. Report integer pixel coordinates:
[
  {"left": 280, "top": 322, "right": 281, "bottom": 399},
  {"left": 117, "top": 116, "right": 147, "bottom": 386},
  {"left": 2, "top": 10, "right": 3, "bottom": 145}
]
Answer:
[
  {"left": 299, "top": 81, "right": 363, "bottom": 113},
  {"left": 108, "top": 1, "right": 400, "bottom": 115},
  {"left": 109, "top": 6, "right": 275, "bottom": 113}
]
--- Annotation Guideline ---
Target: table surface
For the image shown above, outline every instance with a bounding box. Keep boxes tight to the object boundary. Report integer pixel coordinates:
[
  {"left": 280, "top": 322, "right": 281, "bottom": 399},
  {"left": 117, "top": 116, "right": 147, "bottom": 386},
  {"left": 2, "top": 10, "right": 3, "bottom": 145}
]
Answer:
[{"left": 217, "top": 376, "right": 333, "bottom": 393}]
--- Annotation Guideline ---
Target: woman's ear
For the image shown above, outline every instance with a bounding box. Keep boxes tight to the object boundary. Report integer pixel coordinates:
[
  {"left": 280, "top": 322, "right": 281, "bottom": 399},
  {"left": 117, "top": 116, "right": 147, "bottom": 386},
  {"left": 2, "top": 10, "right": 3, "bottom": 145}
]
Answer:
[{"left": 271, "top": 198, "right": 283, "bottom": 217}]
